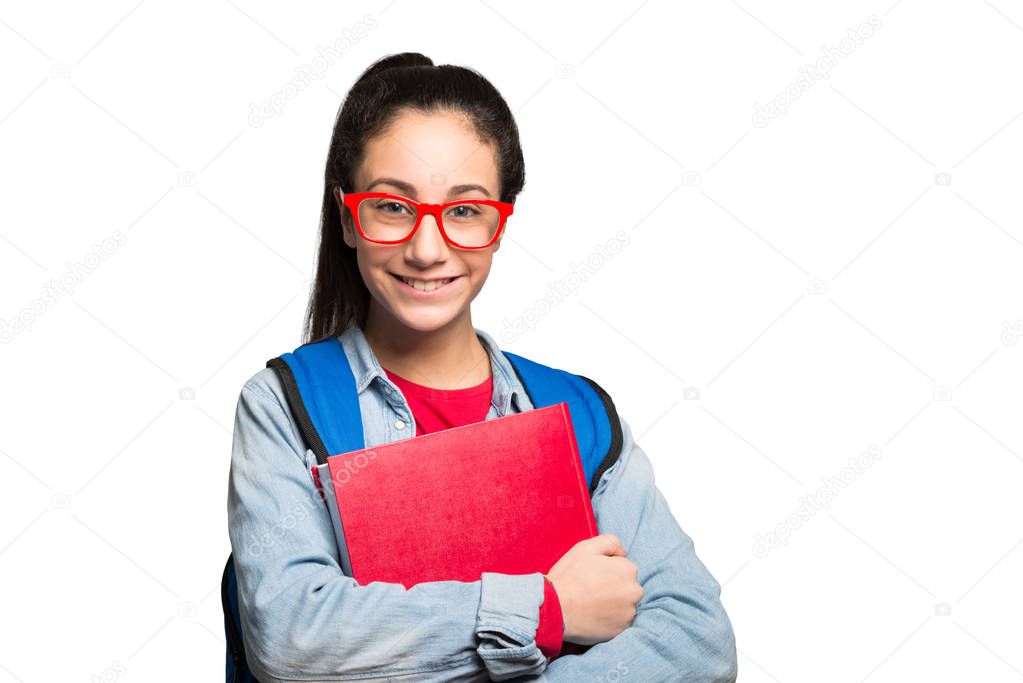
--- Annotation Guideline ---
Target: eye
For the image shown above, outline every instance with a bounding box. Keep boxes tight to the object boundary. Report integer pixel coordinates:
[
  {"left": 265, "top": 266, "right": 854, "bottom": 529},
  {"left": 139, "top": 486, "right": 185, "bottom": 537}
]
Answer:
[
  {"left": 448, "top": 204, "right": 480, "bottom": 218},
  {"left": 376, "top": 200, "right": 411, "bottom": 214}
]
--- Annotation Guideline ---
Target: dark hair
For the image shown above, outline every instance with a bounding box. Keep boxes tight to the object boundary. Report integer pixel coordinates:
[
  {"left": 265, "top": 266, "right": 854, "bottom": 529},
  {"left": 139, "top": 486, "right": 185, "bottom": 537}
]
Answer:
[{"left": 302, "top": 52, "right": 525, "bottom": 344}]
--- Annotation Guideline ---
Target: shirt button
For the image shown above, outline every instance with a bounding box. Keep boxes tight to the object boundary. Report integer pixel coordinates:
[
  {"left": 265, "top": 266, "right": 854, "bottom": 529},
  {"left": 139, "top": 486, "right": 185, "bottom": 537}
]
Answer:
[{"left": 394, "top": 419, "right": 406, "bottom": 430}]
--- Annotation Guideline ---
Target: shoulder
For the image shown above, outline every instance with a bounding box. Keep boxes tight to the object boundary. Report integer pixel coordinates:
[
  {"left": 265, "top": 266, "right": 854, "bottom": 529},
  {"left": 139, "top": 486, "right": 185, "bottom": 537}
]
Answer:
[{"left": 240, "top": 366, "right": 287, "bottom": 407}]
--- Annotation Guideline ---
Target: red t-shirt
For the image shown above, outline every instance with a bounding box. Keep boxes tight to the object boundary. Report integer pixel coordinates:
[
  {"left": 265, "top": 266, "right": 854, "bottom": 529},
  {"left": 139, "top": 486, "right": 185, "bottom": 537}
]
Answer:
[{"left": 382, "top": 366, "right": 564, "bottom": 661}]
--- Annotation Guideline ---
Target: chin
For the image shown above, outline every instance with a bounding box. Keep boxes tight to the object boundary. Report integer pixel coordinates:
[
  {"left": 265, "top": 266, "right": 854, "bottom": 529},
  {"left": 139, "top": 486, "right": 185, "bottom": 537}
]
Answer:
[{"left": 400, "top": 307, "right": 465, "bottom": 331}]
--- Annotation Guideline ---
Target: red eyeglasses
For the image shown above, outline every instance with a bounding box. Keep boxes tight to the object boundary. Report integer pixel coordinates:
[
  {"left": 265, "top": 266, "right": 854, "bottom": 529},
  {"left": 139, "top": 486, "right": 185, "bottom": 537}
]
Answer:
[{"left": 341, "top": 191, "right": 514, "bottom": 250}]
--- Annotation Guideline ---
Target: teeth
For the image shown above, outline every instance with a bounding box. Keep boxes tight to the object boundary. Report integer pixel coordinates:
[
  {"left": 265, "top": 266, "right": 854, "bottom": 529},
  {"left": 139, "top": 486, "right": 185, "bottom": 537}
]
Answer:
[{"left": 400, "top": 276, "right": 453, "bottom": 292}]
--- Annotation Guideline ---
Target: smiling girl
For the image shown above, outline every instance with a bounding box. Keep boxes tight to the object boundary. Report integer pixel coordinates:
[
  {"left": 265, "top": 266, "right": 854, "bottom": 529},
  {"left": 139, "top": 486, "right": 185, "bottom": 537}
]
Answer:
[{"left": 227, "top": 52, "right": 737, "bottom": 682}]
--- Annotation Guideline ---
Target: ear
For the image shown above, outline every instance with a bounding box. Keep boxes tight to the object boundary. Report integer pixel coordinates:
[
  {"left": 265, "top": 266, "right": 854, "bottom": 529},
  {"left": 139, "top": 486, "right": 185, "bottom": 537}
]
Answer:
[{"left": 334, "top": 187, "right": 357, "bottom": 249}]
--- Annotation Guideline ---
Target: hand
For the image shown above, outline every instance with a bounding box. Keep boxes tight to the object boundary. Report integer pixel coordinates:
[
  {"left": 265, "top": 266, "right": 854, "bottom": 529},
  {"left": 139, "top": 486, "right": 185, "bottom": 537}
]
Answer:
[{"left": 545, "top": 533, "right": 643, "bottom": 646}]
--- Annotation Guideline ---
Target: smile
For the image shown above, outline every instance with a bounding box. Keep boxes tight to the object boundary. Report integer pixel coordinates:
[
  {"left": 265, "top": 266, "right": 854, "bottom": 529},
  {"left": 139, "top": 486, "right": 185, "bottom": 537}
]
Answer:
[{"left": 390, "top": 272, "right": 461, "bottom": 293}]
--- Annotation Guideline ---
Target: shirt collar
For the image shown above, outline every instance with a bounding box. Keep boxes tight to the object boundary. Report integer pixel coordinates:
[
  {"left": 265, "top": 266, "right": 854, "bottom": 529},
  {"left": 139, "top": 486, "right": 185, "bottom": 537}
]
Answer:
[{"left": 337, "top": 323, "right": 531, "bottom": 415}]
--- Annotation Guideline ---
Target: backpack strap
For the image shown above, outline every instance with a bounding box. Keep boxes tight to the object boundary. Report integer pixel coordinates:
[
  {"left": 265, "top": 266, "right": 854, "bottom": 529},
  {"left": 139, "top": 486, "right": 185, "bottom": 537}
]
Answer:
[
  {"left": 266, "top": 336, "right": 366, "bottom": 464},
  {"left": 504, "top": 351, "right": 624, "bottom": 496}
]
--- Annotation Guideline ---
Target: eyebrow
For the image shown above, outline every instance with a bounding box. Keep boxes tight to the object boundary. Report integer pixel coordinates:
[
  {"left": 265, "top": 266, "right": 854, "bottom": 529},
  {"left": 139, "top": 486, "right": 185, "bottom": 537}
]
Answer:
[{"left": 364, "top": 177, "right": 493, "bottom": 199}]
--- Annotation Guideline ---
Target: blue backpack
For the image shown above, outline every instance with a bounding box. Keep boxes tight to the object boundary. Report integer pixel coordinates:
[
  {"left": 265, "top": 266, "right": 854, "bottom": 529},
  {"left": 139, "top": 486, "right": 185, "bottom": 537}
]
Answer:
[{"left": 222, "top": 334, "right": 624, "bottom": 682}]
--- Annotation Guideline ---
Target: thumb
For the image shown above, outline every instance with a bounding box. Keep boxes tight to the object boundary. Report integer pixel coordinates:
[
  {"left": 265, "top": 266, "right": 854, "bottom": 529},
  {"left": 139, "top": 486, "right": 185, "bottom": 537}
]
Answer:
[{"left": 593, "top": 532, "right": 627, "bottom": 556}]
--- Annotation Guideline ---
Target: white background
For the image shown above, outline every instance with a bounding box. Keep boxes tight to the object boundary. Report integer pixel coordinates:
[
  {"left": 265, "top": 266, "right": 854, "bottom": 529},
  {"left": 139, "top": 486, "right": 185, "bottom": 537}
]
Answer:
[{"left": 2, "top": 1, "right": 1022, "bottom": 681}]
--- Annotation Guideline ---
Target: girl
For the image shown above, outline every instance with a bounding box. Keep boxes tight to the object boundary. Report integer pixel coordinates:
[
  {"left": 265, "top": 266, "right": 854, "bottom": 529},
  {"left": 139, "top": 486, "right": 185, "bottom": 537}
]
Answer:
[{"left": 228, "top": 52, "right": 737, "bottom": 682}]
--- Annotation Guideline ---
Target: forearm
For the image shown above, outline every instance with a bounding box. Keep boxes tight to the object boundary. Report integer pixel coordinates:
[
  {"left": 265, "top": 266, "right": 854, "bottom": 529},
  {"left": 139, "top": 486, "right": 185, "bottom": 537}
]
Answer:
[{"left": 235, "top": 560, "right": 548, "bottom": 682}]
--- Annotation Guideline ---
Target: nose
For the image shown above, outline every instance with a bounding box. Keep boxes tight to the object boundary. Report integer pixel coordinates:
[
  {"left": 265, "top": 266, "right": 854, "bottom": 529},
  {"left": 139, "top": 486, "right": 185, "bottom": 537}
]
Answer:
[{"left": 405, "top": 212, "right": 450, "bottom": 262}]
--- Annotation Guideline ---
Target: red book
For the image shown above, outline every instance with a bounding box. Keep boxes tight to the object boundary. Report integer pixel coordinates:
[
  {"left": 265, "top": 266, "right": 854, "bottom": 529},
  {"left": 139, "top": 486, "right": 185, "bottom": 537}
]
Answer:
[{"left": 311, "top": 402, "right": 598, "bottom": 588}]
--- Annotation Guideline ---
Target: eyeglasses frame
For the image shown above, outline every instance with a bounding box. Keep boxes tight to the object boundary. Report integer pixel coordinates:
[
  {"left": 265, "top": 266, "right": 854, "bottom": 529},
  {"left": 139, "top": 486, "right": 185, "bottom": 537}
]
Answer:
[{"left": 340, "top": 191, "right": 514, "bottom": 250}]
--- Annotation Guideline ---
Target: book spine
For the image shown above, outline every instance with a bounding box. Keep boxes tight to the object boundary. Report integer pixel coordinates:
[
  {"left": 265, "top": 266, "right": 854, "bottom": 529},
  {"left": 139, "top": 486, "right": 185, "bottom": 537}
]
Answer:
[
  {"left": 560, "top": 403, "right": 599, "bottom": 536},
  {"left": 316, "top": 462, "right": 354, "bottom": 578}
]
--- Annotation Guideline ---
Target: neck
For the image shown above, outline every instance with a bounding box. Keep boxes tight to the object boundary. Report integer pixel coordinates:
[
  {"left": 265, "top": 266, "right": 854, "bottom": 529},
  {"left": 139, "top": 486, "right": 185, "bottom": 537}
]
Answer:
[{"left": 362, "top": 308, "right": 492, "bottom": 390}]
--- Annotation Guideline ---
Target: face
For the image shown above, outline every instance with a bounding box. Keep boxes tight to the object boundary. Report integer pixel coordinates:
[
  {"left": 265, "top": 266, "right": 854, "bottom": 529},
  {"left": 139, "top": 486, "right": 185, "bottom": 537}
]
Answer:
[{"left": 334, "top": 109, "right": 503, "bottom": 336}]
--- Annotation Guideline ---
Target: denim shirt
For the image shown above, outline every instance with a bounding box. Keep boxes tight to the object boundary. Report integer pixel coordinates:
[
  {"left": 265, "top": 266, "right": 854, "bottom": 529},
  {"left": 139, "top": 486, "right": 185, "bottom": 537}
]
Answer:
[{"left": 227, "top": 324, "right": 738, "bottom": 682}]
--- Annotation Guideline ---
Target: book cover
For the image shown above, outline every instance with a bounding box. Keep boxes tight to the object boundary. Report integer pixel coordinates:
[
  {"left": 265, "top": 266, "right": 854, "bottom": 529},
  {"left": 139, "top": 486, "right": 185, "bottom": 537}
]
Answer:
[{"left": 312, "top": 402, "right": 597, "bottom": 588}]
